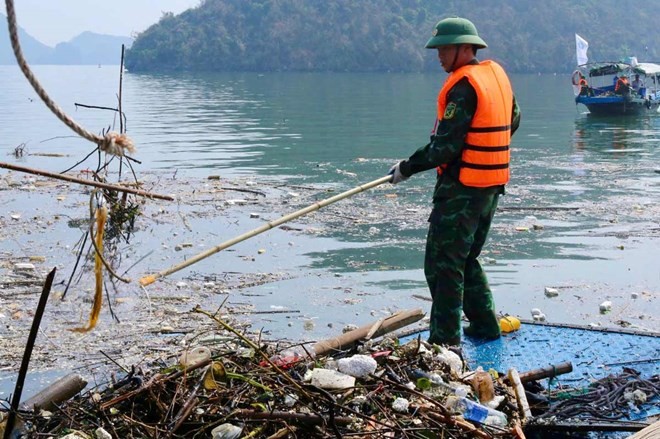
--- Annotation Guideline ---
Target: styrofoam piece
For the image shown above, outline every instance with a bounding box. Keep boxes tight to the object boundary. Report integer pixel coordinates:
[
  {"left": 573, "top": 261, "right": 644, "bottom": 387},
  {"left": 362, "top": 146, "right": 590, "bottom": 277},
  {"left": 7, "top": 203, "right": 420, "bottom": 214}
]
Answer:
[
  {"left": 309, "top": 368, "right": 356, "bottom": 390},
  {"left": 337, "top": 355, "right": 377, "bottom": 378}
]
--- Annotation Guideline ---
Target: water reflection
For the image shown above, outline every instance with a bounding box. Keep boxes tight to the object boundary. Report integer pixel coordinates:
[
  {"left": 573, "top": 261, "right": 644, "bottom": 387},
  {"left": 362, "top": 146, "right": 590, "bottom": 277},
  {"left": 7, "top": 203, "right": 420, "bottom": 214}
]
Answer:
[{"left": 572, "top": 114, "right": 660, "bottom": 156}]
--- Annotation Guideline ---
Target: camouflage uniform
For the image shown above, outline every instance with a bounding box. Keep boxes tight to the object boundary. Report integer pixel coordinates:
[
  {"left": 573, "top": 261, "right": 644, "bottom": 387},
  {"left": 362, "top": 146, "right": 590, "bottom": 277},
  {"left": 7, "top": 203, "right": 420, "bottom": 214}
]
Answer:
[{"left": 399, "top": 60, "right": 521, "bottom": 345}]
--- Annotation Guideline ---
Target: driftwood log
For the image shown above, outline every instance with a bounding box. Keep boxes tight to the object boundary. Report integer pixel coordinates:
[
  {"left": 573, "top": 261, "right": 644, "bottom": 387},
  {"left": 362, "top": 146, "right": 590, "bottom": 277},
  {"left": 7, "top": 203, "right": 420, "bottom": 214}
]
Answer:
[
  {"left": 21, "top": 373, "right": 87, "bottom": 411},
  {"left": 506, "top": 361, "right": 573, "bottom": 384},
  {"left": 313, "top": 308, "right": 425, "bottom": 356}
]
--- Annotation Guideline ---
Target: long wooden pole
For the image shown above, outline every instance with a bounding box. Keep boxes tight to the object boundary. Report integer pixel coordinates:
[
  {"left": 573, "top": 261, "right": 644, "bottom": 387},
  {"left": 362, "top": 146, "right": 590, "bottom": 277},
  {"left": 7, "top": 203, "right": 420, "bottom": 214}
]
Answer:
[
  {"left": 139, "top": 175, "right": 392, "bottom": 286},
  {"left": 0, "top": 161, "right": 173, "bottom": 201},
  {"left": 628, "top": 420, "right": 660, "bottom": 439}
]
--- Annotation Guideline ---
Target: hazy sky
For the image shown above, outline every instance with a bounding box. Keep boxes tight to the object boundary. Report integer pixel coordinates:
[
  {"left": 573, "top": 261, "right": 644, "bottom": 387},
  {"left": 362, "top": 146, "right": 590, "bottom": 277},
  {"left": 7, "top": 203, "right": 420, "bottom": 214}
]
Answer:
[{"left": 4, "top": 0, "right": 201, "bottom": 46}]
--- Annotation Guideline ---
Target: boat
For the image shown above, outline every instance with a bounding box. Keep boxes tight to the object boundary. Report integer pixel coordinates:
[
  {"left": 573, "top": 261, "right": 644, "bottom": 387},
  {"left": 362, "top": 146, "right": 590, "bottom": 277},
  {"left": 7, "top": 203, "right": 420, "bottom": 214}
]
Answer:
[
  {"left": 572, "top": 61, "right": 660, "bottom": 115},
  {"left": 571, "top": 34, "right": 660, "bottom": 115}
]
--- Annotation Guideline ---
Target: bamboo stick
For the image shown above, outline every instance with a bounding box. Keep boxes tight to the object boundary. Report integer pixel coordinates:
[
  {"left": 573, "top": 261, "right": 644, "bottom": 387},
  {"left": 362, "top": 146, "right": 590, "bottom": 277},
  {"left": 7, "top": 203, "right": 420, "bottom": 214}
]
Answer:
[
  {"left": 365, "top": 317, "right": 386, "bottom": 340},
  {"left": 0, "top": 161, "right": 173, "bottom": 201},
  {"left": 139, "top": 175, "right": 392, "bottom": 286},
  {"left": 627, "top": 420, "right": 660, "bottom": 439},
  {"left": 313, "top": 308, "right": 425, "bottom": 356},
  {"left": 508, "top": 368, "right": 532, "bottom": 420}
]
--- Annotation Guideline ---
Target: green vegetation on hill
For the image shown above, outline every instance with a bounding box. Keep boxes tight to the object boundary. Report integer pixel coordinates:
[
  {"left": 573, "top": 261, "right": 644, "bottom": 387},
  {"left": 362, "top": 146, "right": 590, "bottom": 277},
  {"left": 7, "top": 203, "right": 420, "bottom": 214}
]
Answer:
[{"left": 126, "top": 0, "right": 660, "bottom": 73}]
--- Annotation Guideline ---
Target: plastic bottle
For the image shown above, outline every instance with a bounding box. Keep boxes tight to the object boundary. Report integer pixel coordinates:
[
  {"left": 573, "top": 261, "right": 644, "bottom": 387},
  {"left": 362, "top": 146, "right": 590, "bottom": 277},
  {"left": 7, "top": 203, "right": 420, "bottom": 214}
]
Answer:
[
  {"left": 267, "top": 346, "right": 315, "bottom": 369},
  {"left": 412, "top": 369, "right": 468, "bottom": 397},
  {"left": 445, "top": 395, "right": 508, "bottom": 427},
  {"left": 471, "top": 367, "right": 495, "bottom": 403}
]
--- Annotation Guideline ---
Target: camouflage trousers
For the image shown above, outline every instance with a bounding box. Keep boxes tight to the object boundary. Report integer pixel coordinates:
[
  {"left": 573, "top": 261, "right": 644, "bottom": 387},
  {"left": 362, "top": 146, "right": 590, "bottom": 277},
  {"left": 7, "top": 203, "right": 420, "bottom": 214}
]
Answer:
[{"left": 424, "top": 193, "right": 501, "bottom": 345}]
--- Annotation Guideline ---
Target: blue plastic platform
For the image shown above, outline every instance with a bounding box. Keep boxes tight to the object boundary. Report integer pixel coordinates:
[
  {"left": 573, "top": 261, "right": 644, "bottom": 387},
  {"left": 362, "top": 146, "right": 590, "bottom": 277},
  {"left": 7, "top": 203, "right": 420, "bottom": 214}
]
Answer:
[
  {"left": 399, "top": 323, "right": 660, "bottom": 434},
  {"left": 399, "top": 322, "right": 660, "bottom": 387}
]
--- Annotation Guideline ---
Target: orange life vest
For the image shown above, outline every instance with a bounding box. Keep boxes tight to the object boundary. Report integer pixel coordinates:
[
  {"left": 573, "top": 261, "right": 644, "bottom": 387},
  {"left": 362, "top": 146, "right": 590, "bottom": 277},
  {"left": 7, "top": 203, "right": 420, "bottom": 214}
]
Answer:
[
  {"left": 615, "top": 77, "right": 629, "bottom": 92},
  {"left": 436, "top": 60, "right": 513, "bottom": 187}
]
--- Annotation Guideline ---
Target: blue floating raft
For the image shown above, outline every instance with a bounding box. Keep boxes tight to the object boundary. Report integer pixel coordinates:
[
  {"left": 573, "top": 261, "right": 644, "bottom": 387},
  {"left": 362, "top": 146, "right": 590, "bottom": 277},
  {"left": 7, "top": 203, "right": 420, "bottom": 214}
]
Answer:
[
  {"left": 399, "top": 321, "right": 660, "bottom": 434},
  {"left": 399, "top": 321, "right": 659, "bottom": 387}
]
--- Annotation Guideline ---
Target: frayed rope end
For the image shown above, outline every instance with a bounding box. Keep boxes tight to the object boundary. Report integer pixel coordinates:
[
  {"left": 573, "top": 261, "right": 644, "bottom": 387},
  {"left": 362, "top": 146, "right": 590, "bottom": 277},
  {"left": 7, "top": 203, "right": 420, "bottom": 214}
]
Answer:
[{"left": 99, "top": 132, "right": 136, "bottom": 156}]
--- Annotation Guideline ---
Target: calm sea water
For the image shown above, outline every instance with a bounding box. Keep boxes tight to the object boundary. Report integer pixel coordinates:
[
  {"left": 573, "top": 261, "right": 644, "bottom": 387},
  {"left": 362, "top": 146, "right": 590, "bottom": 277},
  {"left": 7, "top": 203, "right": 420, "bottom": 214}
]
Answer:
[{"left": 1, "top": 65, "right": 659, "bottom": 341}]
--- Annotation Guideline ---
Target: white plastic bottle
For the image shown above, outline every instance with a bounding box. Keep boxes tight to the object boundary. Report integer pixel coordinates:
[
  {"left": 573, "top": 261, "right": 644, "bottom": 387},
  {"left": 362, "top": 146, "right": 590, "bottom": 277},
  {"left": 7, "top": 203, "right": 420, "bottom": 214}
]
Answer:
[
  {"left": 414, "top": 369, "right": 468, "bottom": 397},
  {"left": 445, "top": 395, "right": 508, "bottom": 427}
]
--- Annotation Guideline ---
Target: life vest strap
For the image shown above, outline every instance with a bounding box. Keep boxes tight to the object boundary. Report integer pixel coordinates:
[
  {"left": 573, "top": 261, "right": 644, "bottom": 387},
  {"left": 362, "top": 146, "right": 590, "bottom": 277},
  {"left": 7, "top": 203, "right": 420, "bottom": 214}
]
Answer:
[
  {"left": 468, "top": 125, "right": 511, "bottom": 133},
  {"left": 461, "top": 162, "right": 509, "bottom": 170},
  {"left": 464, "top": 144, "right": 510, "bottom": 152}
]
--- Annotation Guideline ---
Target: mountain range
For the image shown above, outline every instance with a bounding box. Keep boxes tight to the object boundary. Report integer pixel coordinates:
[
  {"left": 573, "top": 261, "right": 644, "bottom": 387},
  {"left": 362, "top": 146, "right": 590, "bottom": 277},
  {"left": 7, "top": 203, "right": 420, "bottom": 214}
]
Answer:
[
  {"left": 1, "top": 13, "right": 132, "bottom": 65},
  {"left": 125, "top": 0, "right": 660, "bottom": 74}
]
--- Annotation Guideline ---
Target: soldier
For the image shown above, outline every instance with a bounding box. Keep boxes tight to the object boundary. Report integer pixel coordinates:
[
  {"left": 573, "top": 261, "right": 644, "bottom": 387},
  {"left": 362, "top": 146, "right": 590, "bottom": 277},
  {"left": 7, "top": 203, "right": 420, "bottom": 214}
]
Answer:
[{"left": 389, "top": 17, "right": 521, "bottom": 346}]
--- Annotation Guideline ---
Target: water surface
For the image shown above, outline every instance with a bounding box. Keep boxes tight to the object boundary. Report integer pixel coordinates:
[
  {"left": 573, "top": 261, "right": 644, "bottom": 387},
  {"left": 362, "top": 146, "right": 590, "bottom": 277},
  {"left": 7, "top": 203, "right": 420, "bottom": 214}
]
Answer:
[{"left": 1, "top": 66, "right": 658, "bottom": 346}]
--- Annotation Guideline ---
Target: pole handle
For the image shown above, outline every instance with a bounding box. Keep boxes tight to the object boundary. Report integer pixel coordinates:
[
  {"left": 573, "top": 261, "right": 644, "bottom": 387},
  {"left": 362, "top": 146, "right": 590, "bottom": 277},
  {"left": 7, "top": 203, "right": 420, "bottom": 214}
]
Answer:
[{"left": 138, "top": 175, "right": 392, "bottom": 285}]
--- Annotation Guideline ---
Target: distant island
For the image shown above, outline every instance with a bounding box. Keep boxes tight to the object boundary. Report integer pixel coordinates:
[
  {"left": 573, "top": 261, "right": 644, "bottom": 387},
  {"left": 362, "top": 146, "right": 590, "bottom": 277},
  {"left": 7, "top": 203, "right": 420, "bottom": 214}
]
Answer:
[
  {"left": 0, "top": 14, "right": 132, "bottom": 65},
  {"left": 125, "top": 0, "right": 660, "bottom": 74},
  {"left": 6, "top": 1, "right": 660, "bottom": 73}
]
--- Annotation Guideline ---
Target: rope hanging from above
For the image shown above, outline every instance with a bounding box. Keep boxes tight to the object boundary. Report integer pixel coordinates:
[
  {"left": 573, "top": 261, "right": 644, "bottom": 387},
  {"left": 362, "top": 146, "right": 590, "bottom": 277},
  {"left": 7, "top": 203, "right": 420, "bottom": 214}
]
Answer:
[{"left": 4, "top": 0, "right": 135, "bottom": 156}]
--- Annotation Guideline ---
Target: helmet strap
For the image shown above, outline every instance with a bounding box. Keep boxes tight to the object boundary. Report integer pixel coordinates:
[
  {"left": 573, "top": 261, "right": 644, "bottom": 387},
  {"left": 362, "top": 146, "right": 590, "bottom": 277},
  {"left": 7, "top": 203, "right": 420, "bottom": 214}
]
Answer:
[{"left": 449, "top": 45, "right": 460, "bottom": 72}]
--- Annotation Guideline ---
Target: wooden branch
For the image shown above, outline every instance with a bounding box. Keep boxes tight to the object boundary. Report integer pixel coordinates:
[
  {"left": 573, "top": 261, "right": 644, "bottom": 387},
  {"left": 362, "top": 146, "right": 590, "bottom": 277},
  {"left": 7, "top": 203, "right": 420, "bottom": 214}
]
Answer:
[
  {"left": 498, "top": 206, "right": 580, "bottom": 211},
  {"left": 0, "top": 161, "right": 173, "bottom": 201},
  {"left": 231, "top": 409, "right": 352, "bottom": 426},
  {"left": 193, "top": 307, "right": 311, "bottom": 399},
  {"left": 218, "top": 186, "right": 266, "bottom": 197},
  {"left": 169, "top": 365, "right": 209, "bottom": 433},
  {"left": 74, "top": 103, "right": 119, "bottom": 112},
  {"left": 4, "top": 268, "right": 56, "bottom": 439},
  {"left": 99, "top": 359, "right": 211, "bottom": 411},
  {"left": 266, "top": 426, "right": 297, "bottom": 439}
]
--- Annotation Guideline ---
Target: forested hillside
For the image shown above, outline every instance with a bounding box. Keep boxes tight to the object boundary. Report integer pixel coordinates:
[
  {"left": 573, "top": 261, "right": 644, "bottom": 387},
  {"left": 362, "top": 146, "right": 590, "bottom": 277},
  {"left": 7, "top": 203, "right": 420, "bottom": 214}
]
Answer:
[{"left": 126, "top": 0, "right": 660, "bottom": 73}]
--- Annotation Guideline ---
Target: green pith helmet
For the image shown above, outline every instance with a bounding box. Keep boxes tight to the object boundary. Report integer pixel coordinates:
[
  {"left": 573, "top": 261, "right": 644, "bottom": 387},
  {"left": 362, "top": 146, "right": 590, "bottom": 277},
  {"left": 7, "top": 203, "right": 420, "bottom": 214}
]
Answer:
[{"left": 424, "top": 17, "right": 488, "bottom": 49}]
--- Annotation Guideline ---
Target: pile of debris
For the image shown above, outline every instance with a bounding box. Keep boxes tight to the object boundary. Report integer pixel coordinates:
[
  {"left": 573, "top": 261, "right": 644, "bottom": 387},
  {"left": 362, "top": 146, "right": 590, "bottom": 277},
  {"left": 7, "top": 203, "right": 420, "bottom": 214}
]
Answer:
[
  {"left": 2, "top": 308, "right": 534, "bottom": 438},
  {"left": 2, "top": 305, "right": 658, "bottom": 438}
]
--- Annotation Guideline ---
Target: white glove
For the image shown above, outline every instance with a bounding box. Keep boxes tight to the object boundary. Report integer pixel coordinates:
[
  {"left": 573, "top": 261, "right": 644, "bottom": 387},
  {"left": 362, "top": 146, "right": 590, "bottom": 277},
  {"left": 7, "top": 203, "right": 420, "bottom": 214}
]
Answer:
[{"left": 389, "top": 161, "right": 409, "bottom": 185}]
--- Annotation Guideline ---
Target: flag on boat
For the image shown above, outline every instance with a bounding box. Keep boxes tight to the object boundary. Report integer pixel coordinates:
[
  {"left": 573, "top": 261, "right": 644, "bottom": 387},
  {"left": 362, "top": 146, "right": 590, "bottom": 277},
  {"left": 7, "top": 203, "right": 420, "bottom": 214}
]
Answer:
[{"left": 575, "top": 34, "right": 589, "bottom": 66}]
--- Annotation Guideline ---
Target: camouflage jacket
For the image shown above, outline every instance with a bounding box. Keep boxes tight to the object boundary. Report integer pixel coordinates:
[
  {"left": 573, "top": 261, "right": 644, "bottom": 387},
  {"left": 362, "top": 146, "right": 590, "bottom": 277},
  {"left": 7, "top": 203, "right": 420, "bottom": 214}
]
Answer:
[{"left": 399, "top": 64, "right": 521, "bottom": 202}]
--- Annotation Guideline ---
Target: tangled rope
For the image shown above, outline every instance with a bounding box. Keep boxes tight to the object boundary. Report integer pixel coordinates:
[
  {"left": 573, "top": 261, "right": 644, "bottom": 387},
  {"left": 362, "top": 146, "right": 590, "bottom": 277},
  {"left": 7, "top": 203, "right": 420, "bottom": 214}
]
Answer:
[
  {"left": 539, "top": 369, "right": 659, "bottom": 421},
  {"left": 4, "top": 0, "right": 135, "bottom": 156}
]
